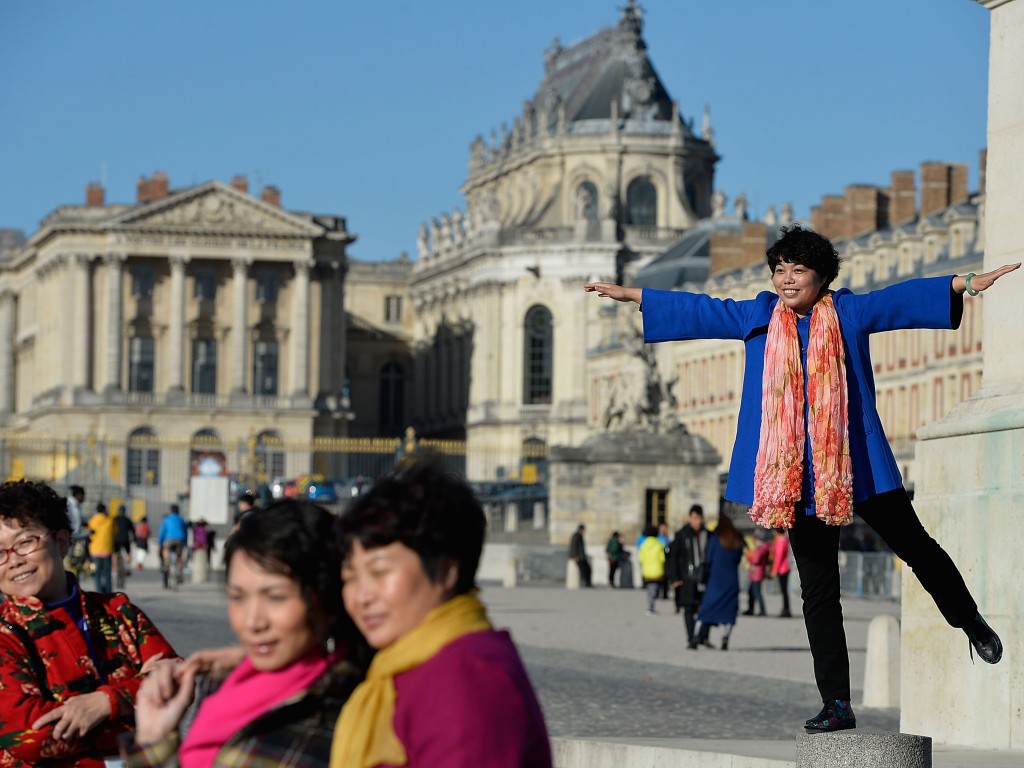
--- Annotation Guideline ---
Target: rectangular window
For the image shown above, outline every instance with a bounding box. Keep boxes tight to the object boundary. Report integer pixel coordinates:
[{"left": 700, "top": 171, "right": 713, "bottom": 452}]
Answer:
[
  {"left": 193, "top": 267, "right": 217, "bottom": 301},
  {"left": 191, "top": 339, "right": 217, "bottom": 394},
  {"left": 384, "top": 295, "right": 403, "bottom": 323},
  {"left": 255, "top": 269, "right": 278, "bottom": 303},
  {"left": 128, "top": 337, "right": 155, "bottom": 392},
  {"left": 253, "top": 340, "right": 279, "bottom": 395},
  {"left": 644, "top": 488, "right": 669, "bottom": 530},
  {"left": 131, "top": 265, "right": 154, "bottom": 299},
  {"left": 127, "top": 447, "right": 160, "bottom": 486}
]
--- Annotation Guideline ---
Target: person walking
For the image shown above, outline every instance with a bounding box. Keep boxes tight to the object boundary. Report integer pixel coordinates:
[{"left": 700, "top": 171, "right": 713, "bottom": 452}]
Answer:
[
  {"left": 771, "top": 528, "right": 793, "bottom": 618},
  {"left": 134, "top": 516, "right": 150, "bottom": 571},
  {"left": 112, "top": 504, "right": 136, "bottom": 588},
  {"left": 605, "top": 530, "right": 624, "bottom": 588},
  {"left": 691, "top": 516, "right": 746, "bottom": 650},
  {"left": 568, "top": 524, "right": 591, "bottom": 588},
  {"left": 743, "top": 531, "right": 770, "bottom": 617},
  {"left": 666, "top": 505, "right": 708, "bottom": 646},
  {"left": 87, "top": 502, "right": 115, "bottom": 593},
  {"left": 586, "top": 224, "right": 1015, "bottom": 732},
  {"left": 637, "top": 525, "right": 666, "bottom": 615}
]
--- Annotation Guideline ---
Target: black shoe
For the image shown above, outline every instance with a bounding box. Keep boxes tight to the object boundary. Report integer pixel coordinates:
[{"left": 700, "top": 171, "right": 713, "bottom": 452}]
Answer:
[
  {"left": 779, "top": 610, "right": 792, "bottom": 618},
  {"left": 966, "top": 614, "right": 1002, "bottom": 664},
  {"left": 687, "top": 640, "right": 698, "bottom": 650},
  {"left": 721, "top": 638, "right": 729, "bottom": 651},
  {"left": 804, "top": 699, "right": 856, "bottom": 733},
  {"left": 742, "top": 609, "right": 754, "bottom": 616}
]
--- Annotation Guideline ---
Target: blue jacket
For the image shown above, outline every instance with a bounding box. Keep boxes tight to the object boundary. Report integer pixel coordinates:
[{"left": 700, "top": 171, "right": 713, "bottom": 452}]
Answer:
[
  {"left": 641, "top": 275, "right": 962, "bottom": 506},
  {"left": 157, "top": 513, "right": 189, "bottom": 546}
]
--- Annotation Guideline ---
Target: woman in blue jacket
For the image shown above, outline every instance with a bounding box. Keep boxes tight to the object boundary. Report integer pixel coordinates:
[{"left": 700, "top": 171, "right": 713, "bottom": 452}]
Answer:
[{"left": 586, "top": 224, "right": 1018, "bottom": 733}]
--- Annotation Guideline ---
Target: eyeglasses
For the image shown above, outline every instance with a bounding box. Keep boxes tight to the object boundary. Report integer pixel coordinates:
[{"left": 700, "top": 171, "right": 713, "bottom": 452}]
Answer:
[{"left": 0, "top": 532, "right": 50, "bottom": 566}]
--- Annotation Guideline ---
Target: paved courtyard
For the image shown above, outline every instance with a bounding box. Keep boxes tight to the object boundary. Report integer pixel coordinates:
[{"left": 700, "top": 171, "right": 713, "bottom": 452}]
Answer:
[{"left": 120, "top": 568, "right": 902, "bottom": 740}]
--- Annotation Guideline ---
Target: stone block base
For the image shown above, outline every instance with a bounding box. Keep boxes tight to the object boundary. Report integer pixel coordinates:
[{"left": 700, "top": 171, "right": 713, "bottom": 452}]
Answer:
[{"left": 796, "top": 730, "right": 931, "bottom": 768}]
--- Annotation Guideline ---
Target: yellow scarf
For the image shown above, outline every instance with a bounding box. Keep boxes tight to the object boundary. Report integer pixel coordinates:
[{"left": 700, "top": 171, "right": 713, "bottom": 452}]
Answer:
[
  {"left": 750, "top": 293, "right": 854, "bottom": 529},
  {"left": 330, "top": 592, "right": 493, "bottom": 768}
]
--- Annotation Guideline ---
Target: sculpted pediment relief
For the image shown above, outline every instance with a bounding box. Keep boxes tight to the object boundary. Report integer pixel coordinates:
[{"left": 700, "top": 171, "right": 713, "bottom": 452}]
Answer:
[{"left": 113, "top": 183, "right": 319, "bottom": 236}]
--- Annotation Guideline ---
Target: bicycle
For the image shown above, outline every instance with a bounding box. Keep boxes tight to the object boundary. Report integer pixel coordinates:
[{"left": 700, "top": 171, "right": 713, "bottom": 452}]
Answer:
[{"left": 161, "top": 541, "right": 185, "bottom": 590}]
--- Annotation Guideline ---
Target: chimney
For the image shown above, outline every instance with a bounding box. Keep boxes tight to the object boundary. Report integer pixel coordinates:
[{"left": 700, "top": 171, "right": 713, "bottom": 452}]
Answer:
[
  {"left": 889, "top": 170, "right": 916, "bottom": 225},
  {"left": 811, "top": 194, "right": 845, "bottom": 242},
  {"left": 843, "top": 185, "right": 886, "bottom": 239},
  {"left": 230, "top": 175, "right": 249, "bottom": 194},
  {"left": 136, "top": 174, "right": 151, "bottom": 203},
  {"left": 260, "top": 185, "right": 281, "bottom": 207},
  {"left": 741, "top": 221, "right": 767, "bottom": 267},
  {"left": 709, "top": 222, "right": 766, "bottom": 276},
  {"left": 86, "top": 182, "right": 105, "bottom": 207},
  {"left": 149, "top": 171, "right": 169, "bottom": 200},
  {"left": 920, "top": 162, "right": 958, "bottom": 218},
  {"left": 950, "top": 163, "right": 968, "bottom": 206},
  {"left": 979, "top": 149, "right": 987, "bottom": 196}
]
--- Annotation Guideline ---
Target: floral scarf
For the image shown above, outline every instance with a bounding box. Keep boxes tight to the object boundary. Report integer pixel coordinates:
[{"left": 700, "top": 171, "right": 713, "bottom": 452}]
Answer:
[{"left": 749, "top": 292, "right": 853, "bottom": 528}]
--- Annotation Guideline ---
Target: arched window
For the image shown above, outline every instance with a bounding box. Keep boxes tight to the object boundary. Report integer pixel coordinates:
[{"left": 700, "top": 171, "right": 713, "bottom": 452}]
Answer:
[
  {"left": 626, "top": 177, "right": 657, "bottom": 226},
  {"left": 379, "top": 362, "right": 405, "bottom": 434},
  {"left": 127, "top": 427, "right": 160, "bottom": 487},
  {"left": 523, "top": 306, "right": 553, "bottom": 405},
  {"left": 575, "top": 181, "right": 598, "bottom": 222}
]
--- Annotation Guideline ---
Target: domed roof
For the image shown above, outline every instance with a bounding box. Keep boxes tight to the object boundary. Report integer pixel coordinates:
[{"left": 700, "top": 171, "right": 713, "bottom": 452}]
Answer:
[{"left": 531, "top": 2, "right": 685, "bottom": 132}]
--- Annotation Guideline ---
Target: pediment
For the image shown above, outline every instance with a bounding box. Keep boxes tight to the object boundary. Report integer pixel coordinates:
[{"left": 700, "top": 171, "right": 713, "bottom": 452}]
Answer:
[{"left": 112, "top": 182, "right": 321, "bottom": 237}]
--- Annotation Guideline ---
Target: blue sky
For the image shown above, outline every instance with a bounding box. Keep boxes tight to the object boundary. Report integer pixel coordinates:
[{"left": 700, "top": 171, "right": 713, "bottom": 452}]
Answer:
[{"left": 0, "top": 1, "right": 989, "bottom": 262}]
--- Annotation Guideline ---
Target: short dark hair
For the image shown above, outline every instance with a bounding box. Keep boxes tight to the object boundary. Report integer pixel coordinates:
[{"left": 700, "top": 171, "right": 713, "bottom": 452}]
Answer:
[
  {"left": 688, "top": 504, "right": 704, "bottom": 517},
  {"left": 70, "top": 485, "right": 85, "bottom": 498},
  {"left": 226, "top": 499, "right": 349, "bottom": 646},
  {"left": 0, "top": 480, "right": 71, "bottom": 534},
  {"left": 765, "top": 224, "right": 841, "bottom": 288},
  {"left": 335, "top": 459, "right": 485, "bottom": 595}
]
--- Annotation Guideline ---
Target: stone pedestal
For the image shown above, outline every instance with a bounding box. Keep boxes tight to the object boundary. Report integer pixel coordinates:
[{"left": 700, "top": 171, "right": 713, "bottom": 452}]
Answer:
[
  {"left": 796, "top": 730, "right": 931, "bottom": 768},
  {"left": 863, "top": 614, "right": 900, "bottom": 709},
  {"left": 548, "top": 430, "right": 720, "bottom": 548}
]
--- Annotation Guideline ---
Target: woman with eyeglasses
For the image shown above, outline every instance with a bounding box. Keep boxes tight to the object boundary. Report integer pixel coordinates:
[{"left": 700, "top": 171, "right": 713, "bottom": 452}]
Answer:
[{"left": 0, "top": 479, "right": 177, "bottom": 767}]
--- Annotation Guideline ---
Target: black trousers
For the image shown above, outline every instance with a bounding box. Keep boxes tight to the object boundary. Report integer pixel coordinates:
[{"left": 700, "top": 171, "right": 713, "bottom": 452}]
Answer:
[{"left": 788, "top": 488, "right": 977, "bottom": 702}]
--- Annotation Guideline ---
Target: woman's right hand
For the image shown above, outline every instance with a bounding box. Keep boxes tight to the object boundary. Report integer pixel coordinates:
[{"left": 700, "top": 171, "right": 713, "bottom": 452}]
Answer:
[
  {"left": 133, "top": 661, "right": 197, "bottom": 746},
  {"left": 183, "top": 645, "right": 245, "bottom": 679},
  {"left": 584, "top": 282, "right": 642, "bottom": 304}
]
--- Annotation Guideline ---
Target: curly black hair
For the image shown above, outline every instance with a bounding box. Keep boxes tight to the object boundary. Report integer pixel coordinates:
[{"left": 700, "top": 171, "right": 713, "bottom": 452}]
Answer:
[
  {"left": 0, "top": 480, "right": 71, "bottom": 533},
  {"left": 765, "top": 224, "right": 842, "bottom": 288},
  {"left": 335, "top": 457, "right": 486, "bottom": 596}
]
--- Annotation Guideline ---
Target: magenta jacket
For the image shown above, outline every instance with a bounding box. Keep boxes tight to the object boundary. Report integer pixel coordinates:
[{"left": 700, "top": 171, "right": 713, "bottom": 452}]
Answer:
[{"left": 387, "top": 629, "right": 552, "bottom": 768}]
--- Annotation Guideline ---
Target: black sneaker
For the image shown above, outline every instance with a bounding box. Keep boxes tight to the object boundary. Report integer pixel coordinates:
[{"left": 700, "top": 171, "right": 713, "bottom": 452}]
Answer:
[
  {"left": 804, "top": 699, "right": 856, "bottom": 733},
  {"left": 966, "top": 614, "right": 1002, "bottom": 664}
]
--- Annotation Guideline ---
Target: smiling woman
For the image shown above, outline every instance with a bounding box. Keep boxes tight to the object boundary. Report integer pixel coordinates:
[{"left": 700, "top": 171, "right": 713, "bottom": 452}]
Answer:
[
  {"left": 332, "top": 459, "right": 552, "bottom": 768},
  {"left": 122, "top": 501, "right": 366, "bottom": 768},
  {"left": 0, "top": 479, "right": 177, "bottom": 768}
]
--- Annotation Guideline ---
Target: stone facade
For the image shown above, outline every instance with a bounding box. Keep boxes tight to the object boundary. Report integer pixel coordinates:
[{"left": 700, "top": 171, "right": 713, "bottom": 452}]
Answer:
[
  {"left": 0, "top": 173, "right": 355, "bottom": 500},
  {"left": 410, "top": 4, "right": 718, "bottom": 482}
]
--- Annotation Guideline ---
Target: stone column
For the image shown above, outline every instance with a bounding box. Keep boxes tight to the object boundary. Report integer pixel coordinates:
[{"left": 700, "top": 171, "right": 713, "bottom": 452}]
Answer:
[
  {"left": 230, "top": 258, "right": 250, "bottom": 394},
  {"left": 103, "top": 253, "right": 125, "bottom": 392},
  {"left": 902, "top": 0, "right": 1024, "bottom": 750},
  {"left": 71, "top": 253, "right": 91, "bottom": 393},
  {"left": 0, "top": 290, "right": 15, "bottom": 414},
  {"left": 166, "top": 254, "right": 188, "bottom": 393},
  {"left": 290, "top": 258, "right": 311, "bottom": 398}
]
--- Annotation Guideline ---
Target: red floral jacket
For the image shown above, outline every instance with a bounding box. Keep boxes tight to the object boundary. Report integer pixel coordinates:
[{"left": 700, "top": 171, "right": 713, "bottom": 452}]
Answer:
[{"left": 0, "top": 576, "right": 177, "bottom": 767}]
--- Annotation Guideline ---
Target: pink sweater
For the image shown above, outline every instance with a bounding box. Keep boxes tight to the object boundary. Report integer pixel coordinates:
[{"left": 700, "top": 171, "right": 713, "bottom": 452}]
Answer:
[{"left": 384, "top": 630, "right": 552, "bottom": 768}]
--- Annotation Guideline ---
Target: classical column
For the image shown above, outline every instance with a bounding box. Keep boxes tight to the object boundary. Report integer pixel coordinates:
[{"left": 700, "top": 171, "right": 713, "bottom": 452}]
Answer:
[
  {"left": 902, "top": 0, "right": 1024, "bottom": 750},
  {"left": 0, "top": 289, "right": 15, "bottom": 414},
  {"left": 166, "top": 254, "right": 188, "bottom": 392},
  {"left": 230, "top": 258, "right": 250, "bottom": 394},
  {"left": 104, "top": 253, "right": 125, "bottom": 392},
  {"left": 71, "top": 253, "right": 91, "bottom": 393},
  {"left": 290, "top": 259, "right": 312, "bottom": 397}
]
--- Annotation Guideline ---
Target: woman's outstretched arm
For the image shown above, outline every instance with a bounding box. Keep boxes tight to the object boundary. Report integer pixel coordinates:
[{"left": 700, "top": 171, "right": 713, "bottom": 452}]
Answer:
[
  {"left": 584, "top": 282, "right": 642, "bottom": 305},
  {"left": 952, "top": 263, "right": 1020, "bottom": 294}
]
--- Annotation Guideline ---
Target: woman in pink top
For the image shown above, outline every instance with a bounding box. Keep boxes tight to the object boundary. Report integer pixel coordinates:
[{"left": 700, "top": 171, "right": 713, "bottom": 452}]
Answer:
[{"left": 770, "top": 528, "right": 792, "bottom": 618}]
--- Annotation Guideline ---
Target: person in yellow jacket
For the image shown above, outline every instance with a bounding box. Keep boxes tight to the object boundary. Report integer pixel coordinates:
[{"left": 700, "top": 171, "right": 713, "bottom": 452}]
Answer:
[
  {"left": 87, "top": 501, "right": 116, "bottom": 592},
  {"left": 638, "top": 525, "right": 666, "bottom": 615}
]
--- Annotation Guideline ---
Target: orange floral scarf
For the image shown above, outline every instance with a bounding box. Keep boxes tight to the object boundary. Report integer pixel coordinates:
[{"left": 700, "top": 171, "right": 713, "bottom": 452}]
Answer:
[{"left": 749, "top": 293, "right": 853, "bottom": 529}]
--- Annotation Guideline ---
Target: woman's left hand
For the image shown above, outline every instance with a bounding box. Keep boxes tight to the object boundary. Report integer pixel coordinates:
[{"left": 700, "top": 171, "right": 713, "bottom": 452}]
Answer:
[
  {"left": 31, "top": 691, "right": 112, "bottom": 740},
  {"left": 960, "top": 263, "right": 1021, "bottom": 293}
]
